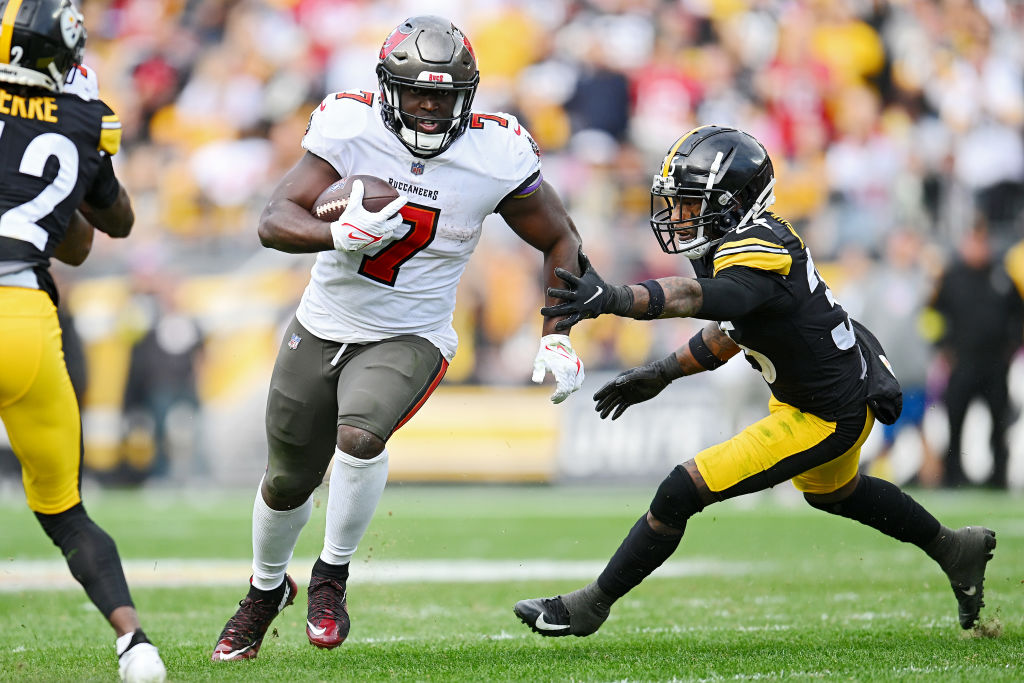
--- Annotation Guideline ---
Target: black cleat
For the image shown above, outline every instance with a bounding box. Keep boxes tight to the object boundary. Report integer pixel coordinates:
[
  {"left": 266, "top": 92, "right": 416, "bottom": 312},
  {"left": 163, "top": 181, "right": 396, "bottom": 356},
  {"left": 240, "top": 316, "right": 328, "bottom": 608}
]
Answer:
[
  {"left": 514, "top": 596, "right": 574, "bottom": 637},
  {"left": 212, "top": 575, "right": 297, "bottom": 661},
  {"left": 944, "top": 526, "right": 997, "bottom": 629}
]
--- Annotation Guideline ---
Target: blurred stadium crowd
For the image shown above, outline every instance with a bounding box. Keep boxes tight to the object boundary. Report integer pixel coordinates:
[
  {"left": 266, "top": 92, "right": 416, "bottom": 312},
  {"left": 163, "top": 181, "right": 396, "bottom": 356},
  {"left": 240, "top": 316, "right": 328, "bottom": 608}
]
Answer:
[{"left": 21, "top": 0, "right": 1024, "bottom": 484}]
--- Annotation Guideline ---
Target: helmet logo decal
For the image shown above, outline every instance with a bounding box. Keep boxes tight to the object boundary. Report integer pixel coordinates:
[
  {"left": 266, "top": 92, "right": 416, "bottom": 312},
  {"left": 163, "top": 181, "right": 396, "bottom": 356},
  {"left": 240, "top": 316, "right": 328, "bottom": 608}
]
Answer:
[
  {"left": 59, "top": 7, "right": 85, "bottom": 49},
  {"left": 418, "top": 71, "right": 451, "bottom": 83},
  {"left": 452, "top": 27, "right": 475, "bottom": 58},
  {"left": 379, "top": 25, "right": 413, "bottom": 60}
]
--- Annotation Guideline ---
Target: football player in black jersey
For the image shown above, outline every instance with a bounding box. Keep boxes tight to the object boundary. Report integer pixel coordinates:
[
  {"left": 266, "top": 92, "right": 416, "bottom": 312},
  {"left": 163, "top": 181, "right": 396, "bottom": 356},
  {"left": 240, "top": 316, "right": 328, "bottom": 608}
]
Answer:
[
  {"left": 0, "top": 1, "right": 165, "bottom": 680},
  {"left": 513, "top": 125, "right": 997, "bottom": 637}
]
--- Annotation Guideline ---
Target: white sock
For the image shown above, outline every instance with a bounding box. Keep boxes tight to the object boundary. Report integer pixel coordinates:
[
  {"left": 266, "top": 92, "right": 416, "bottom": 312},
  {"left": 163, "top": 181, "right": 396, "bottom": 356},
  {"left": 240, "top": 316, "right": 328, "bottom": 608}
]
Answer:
[
  {"left": 115, "top": 631, "right": 135, "bottom": 656},
  {"left": 251, "top": 476, "right": 313, "bottom": 591},
  {"left": 320, "top": 447, "right": 389, "bottom": 566}
]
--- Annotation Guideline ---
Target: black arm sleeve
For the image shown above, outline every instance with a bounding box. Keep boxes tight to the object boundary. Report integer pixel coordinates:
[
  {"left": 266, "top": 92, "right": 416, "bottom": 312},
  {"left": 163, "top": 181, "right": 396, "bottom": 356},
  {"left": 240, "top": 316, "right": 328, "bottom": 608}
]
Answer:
[
  {"left": 695, "top": 266, "right": 790, "bottom": 320},
  {"left": 83, "top": 154, "right": 121, "bottom": 209}
]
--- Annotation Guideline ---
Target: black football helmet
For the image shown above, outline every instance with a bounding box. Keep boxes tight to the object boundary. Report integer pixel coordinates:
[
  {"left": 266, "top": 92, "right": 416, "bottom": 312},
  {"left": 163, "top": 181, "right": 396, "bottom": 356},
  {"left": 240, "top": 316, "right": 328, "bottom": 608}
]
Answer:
[
  {"left": 650, "top": 125, "right": 775, "bottom": 259},
  {"left": 376, "top": 15, "right": 479, "bottom": 158},
  {"left": 0, "top": 0, "right": 86, "bottom": 93}
]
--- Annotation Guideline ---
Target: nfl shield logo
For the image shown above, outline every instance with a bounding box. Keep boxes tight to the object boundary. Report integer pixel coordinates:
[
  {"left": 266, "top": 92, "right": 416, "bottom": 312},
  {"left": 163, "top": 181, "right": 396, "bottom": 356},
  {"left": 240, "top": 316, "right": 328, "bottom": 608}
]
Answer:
[
  {"left": 288, "top": 333, "right": 301, "bottom": 349},
  {"left": 411, "top": 161, "right": 425, "bottom": 175}
]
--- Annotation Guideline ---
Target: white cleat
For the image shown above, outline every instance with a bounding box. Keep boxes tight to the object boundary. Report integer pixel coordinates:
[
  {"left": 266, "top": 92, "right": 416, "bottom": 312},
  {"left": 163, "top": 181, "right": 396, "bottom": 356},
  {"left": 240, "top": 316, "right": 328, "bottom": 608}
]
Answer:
[{"left": 118, "top": 642, "right": 167, "bottom": 683}]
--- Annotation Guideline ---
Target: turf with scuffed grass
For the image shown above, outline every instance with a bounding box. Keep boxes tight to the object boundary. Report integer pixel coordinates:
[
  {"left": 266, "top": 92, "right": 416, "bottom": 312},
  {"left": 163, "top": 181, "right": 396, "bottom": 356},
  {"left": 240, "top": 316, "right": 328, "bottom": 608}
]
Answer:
[{"left": 0, "top": 485, "right": 1020, "bottom": 681}]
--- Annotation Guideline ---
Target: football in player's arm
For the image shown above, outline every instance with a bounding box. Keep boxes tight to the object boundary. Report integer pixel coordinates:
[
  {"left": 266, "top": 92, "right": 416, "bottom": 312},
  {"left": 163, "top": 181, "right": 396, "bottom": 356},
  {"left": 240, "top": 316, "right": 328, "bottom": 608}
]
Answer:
[
  {"left": 0, "top": 1, "right": 165, "bottom": 681},
  {"left": 513, "top": 125, "right": 997, "bottom": 638},
  {"left": 211, "top": 15, "right": 583, "bottom": 662}
]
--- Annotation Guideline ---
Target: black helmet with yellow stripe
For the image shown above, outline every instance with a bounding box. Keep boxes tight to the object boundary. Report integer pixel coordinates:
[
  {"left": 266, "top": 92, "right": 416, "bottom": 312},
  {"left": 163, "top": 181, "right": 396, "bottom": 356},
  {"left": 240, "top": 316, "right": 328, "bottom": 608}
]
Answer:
[
  {"left": 650, "top": 125, "right": 775, "bottom": 260},
  {"left": 0, "top": 0, "right": 86, "bottom": 93}
]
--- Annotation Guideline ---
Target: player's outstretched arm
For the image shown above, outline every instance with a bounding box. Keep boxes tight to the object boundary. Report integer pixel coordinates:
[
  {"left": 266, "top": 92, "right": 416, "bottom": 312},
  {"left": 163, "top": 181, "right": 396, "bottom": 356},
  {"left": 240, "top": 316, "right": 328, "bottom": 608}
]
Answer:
[
  {"left": 498, "top": 180, "right": 582, "bottom": 336},
  {"left": 258, "top": 152, "right": 342, "bottom": 253},
  {"left": 500, "top": 181, "right": 586, "bottom": 402},
  {"left": 52, "top": 211, "right": 95, "bottom": 266},
  {"left": 591, "top": 322, "right": 739, "bottom": 419}
]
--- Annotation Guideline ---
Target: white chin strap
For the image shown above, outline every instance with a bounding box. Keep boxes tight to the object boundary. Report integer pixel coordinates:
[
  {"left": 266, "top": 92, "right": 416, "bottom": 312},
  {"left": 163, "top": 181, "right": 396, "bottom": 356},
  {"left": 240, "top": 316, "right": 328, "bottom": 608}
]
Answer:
[
  {"left": 399, "top": 125, "right": 446, "bottom": 152},
  {"left": 681, "top": 239, "right": 712, "bottom": 260}
]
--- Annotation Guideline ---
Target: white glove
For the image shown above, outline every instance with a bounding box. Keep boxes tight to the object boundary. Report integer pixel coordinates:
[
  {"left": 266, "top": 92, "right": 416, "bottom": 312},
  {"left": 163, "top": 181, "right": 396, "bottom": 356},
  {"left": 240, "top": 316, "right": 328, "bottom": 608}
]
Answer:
[
  {"left": 531, "top": 334, "right": 585, "bottom": 404},
  {"left": 330, "top": 179, "right": 408, "bottom": 251}
]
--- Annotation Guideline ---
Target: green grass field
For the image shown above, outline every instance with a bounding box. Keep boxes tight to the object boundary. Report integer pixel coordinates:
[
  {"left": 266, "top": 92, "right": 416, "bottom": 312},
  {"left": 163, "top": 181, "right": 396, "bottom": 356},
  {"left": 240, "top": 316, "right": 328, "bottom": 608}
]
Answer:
[{"left": 0, "top": 484, "right": 1021, "bottom": 682}]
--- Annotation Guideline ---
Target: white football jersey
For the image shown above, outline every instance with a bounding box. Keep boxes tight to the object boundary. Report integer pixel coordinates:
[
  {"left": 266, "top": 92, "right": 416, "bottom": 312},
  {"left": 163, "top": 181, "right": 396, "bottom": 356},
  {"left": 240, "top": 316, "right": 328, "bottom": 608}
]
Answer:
[{"left": 297, "top": 89, "right": 543, "bottom": 360}]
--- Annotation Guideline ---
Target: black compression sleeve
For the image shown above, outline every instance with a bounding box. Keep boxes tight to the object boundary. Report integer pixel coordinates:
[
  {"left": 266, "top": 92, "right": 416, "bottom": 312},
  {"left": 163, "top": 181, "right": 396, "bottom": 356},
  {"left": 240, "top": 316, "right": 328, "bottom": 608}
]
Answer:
[
  {"left": 83, "top": 155, "right": 121, "bottom": 209},
  {"left": 688, "top": 331, "right": 725, "bottom": 371},
  {"left": 696, "top": 267, "right": 786, "bottom": 320}
]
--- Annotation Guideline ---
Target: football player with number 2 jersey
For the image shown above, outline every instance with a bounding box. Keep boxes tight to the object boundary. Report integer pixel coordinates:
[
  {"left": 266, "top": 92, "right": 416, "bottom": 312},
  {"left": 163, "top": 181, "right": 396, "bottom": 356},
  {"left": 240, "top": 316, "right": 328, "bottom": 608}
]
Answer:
[
  {"left": 514, "top": 125, "right": 997, "bottom": 638},
  {"left": 211, "top": 15, "right": 584, "bottom": 661},
  {"left": 0, "top": 1, "right": 166, "bottom": 681}
]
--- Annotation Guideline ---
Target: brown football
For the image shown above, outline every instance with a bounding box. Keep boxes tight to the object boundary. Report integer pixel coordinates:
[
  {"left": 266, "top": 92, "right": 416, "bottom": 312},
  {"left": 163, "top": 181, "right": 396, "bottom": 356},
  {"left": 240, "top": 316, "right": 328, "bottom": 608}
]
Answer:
[{"left": 311, "top": 175, "right": 401, "bottom": 222}]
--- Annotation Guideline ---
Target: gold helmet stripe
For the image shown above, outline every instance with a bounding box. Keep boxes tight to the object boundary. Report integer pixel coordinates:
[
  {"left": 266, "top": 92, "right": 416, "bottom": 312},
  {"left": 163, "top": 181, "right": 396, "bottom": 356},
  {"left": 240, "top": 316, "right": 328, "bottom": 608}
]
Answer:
[
  {"left": 659, "top": 124, "right": 714, "bottom": 177},
  {"left": 0, "top": 0, "right": 25, "bottom": 65}
]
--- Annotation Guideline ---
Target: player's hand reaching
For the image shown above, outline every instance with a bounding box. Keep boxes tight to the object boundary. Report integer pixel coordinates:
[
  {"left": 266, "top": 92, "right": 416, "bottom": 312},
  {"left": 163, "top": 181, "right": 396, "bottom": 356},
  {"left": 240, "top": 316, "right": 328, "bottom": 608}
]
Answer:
[
  {"left": 593, "top": 354, "right": 684, "bottom": 419},
  {"left": 541, "top": 250, "right": 633, "bottom": 332},
  {"left": 330, "top": 179, "right": 408, "bottom": 252},
  {"left": 532, "top": 334, "right": 585, "bottom": 404}
]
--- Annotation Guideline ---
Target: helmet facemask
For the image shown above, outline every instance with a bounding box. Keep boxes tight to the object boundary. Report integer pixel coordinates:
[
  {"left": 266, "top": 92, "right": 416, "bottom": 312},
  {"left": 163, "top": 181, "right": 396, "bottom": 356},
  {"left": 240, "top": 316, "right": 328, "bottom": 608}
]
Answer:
[
  {"left": 376, "top": 16, "right": 479, "bottom": 158},
  {"left": 650, "top": 129, "right": 776, "bottom": 260},
  {"left": 376, "top": 68, "right": 477, "bottom": 157}
]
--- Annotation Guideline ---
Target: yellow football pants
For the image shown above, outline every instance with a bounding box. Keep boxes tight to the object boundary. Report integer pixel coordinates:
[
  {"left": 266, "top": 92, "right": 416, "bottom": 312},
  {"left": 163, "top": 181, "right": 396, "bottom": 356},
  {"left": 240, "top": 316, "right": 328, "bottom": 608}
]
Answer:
[
  {"left": 696, "top": 395, "right": 874, "bottom": 496},
  {"left": 0, "top": 287, "right": 83, "bottom": 514}
]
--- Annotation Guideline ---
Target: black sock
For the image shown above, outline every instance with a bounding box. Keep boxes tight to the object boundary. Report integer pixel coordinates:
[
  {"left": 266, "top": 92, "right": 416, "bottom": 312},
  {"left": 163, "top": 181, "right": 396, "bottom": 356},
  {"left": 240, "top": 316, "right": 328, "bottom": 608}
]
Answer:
[
  {"left": 312, "top": 557, "right": 350, "bottom": 582},
  {"left": 806, "top": 475, "right": 941, "bottom": 547},
  {"left": 596, "top": 514, "right": 683, "bottom": 600},
  {"left": 118, "top": 629, "right": 151, "bottom": 657},
  {"left": 248, "top": 576, "right": 288, "bottom": 600}
]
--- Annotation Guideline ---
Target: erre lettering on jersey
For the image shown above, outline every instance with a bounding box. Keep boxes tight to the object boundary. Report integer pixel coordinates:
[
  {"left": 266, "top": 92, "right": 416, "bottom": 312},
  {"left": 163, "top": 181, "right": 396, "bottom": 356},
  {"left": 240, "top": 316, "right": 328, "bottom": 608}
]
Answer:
[
  {"left": 0, "top": 88, "right": 58, "bottom": 122},
  {"left": 389, "top": 178, "right": 439, "bottom": 201}
]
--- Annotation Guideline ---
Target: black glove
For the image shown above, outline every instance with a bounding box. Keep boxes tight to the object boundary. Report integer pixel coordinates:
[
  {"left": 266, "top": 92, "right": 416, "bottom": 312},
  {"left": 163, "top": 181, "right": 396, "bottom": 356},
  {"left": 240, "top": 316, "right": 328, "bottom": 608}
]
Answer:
[
  {"left": 541, "top": 250, "right": 633, "bottom": 332},
  {"left": 592, "top": 354, "right": 684, "bottom": 420}
]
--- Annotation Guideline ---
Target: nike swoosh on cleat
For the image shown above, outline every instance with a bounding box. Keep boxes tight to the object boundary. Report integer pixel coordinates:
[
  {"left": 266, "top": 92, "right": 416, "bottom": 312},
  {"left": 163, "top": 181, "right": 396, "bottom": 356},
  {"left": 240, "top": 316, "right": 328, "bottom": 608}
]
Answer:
[
  {"left": 307, "top": 621, "right": 327, "bottom": 636},
  {"left": 960, "top": 585, "right": 978, "bottom": 597},
  {"left": 216, "top": 645, "right": 252, "bottom": 660},
  {"left": 582, "top": 286, "right": 604, "bottom": 305},
  {"left": 534, "top": 612, "right": 569, "bottom": 631}
]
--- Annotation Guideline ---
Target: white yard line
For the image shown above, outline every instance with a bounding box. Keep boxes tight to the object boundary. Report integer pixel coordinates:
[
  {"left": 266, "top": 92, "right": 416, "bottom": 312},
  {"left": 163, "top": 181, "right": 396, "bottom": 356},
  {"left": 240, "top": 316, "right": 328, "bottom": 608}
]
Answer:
[{"left": 0, "top": 558, "right": 766, "bottom": 592}]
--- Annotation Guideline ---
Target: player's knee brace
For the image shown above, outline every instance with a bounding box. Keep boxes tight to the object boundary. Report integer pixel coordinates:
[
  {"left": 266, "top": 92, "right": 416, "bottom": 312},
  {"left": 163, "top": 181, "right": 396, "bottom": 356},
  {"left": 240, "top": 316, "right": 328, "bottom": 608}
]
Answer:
[
  {"left": 35, "top": 503, "right": 133, "bottom": 617},
  {"left": 649, "top": 465, "right": 705, "bottom": 531}
]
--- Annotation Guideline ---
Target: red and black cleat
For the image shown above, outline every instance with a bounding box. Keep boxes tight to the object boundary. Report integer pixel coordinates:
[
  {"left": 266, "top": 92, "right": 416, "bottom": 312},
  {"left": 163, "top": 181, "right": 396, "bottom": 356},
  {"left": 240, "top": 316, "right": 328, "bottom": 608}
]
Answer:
[
  {"left": 306, "top": 575, "right": 351, "bottom": 649},
  {"left": 211, "top": 575, "right": 297, "bottom": 661}
]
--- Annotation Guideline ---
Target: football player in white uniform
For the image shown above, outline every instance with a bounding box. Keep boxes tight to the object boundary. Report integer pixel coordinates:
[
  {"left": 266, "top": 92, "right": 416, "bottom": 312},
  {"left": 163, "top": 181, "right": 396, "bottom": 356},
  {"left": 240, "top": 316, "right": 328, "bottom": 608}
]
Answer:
[{"left": 212, "top": 15, "right": 585, "bottom": 660}]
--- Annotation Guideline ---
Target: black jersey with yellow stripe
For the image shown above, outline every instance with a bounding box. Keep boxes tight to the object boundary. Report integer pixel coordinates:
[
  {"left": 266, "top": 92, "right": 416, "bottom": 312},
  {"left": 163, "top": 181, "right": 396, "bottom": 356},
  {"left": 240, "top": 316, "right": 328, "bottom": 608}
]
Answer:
[
  {"left": 0, "top": 85, "right": 121, "bottom": 300},
  {"left": 696, "top": 212, "right": 865, "bottom": 419}
]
